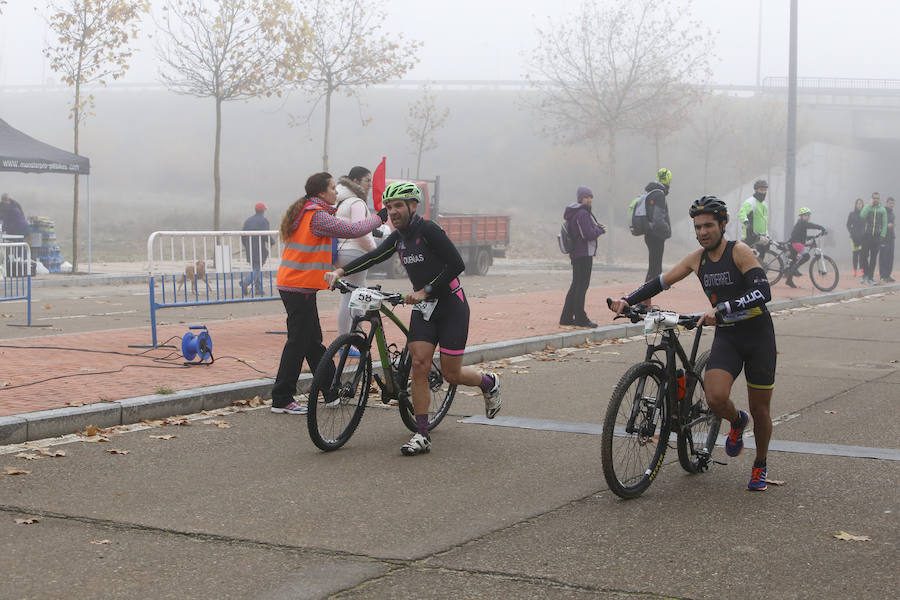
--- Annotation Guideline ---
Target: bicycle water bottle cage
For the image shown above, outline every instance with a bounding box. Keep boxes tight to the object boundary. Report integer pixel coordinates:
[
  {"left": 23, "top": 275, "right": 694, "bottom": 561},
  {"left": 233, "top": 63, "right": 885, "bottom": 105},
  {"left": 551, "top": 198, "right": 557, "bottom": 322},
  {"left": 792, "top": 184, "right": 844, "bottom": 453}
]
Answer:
[
  {"left": 349, "top": 287, "right": 385, "bottom": 317},
  {"left": 643, "top": 311, "right": 679, "bottom": 336}
]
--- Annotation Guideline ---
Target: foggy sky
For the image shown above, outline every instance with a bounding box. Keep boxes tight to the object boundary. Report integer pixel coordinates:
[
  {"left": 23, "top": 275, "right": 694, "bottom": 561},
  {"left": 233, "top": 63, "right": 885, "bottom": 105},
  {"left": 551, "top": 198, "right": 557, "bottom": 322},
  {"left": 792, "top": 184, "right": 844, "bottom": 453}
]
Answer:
[{"left": 1, "top": 0, "right": 898, "bottom": 87}]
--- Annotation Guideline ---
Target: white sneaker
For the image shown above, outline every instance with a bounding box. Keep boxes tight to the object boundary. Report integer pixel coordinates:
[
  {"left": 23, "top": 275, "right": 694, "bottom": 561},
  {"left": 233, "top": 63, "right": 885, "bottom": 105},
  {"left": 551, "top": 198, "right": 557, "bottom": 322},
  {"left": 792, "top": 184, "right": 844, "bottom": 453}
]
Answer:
[
  {"left": 483, "top": 372, "right": 501, "bottom": 419},
  {"left": 400, "top": 433, "right": 432, "bottom": 456},
  {"left": 271, "top": 400, "right": 307, "bottom": 415}
]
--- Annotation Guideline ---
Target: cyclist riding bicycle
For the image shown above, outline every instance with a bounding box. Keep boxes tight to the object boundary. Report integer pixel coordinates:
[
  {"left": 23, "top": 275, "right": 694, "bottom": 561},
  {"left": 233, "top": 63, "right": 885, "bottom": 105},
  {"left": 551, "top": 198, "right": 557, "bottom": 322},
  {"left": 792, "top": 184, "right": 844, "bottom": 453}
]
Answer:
[
  {"left": 609, "top": 196, "right": 776, "bottom": 491},
  {"left": 784, "top": 207, "right": 827, "bottom": 288},
  {"left": 324, "top": 181, "right": 502, "bottom": 456}
]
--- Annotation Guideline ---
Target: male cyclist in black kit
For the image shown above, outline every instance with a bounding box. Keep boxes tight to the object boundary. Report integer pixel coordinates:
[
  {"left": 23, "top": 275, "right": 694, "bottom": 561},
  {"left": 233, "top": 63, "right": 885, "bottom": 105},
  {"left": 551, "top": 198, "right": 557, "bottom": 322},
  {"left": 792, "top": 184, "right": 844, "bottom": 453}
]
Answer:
[
  {"left": 325, "top": 182, "right": 501, "bottom": 456},
  {"left": 609, "top": 196, "right": 775, "bottom": 491}
]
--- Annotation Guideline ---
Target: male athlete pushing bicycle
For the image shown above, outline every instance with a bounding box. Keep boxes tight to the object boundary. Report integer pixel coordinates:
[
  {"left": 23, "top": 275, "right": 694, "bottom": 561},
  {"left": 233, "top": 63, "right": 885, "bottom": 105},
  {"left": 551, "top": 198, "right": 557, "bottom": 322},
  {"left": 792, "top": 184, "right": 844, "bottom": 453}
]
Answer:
[{"left": 609, "top": 196, "right": 776, "bottom": 491}]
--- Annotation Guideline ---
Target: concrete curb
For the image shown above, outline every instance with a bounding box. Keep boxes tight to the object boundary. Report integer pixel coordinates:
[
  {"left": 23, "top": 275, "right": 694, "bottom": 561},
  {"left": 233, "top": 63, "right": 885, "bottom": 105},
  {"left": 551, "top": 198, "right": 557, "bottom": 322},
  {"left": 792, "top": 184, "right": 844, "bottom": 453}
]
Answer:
[{"left": 1, "top": 283, "right": 896, "bottom": 445}]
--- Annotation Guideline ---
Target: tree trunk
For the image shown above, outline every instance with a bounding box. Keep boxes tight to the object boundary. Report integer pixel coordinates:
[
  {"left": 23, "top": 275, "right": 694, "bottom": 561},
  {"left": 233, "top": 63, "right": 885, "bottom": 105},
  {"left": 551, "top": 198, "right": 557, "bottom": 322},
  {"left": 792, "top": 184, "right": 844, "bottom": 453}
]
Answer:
[
  {"left": 654, "top": 132, "right": 661, "bottom": 170},
  {"left": 71, "top": 84, "right": 81, "bottom": 272},
  {"left": 415, "top": 114, "right": 429, "bottom": 179},
  {"left": 214, "top": 95, "right": 222, "bottom": 230},
  {"left": 322, "top": 86, "right": 332, "bottom": 171},
  {"left": 605, "top": 129, "right": 617, "bottom": 264}
]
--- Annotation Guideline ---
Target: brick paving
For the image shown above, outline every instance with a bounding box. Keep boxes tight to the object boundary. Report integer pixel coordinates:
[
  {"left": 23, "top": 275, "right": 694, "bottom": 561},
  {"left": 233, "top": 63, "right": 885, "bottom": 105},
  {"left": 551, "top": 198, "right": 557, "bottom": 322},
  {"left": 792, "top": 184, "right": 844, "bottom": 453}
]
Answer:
[{"left": 0, "top": 273, "right": 875, "bottom": 417}]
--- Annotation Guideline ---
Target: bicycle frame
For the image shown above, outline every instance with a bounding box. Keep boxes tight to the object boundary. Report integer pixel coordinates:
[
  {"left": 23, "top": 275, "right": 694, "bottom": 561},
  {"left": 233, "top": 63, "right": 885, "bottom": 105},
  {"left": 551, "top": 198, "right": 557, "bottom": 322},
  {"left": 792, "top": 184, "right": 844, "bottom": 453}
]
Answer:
[
  {"left": 341, "top": 302, "right": 410, "bottom": 402},
  {"left": 629, "top": 323, "right": 706, "bottom": 434}
]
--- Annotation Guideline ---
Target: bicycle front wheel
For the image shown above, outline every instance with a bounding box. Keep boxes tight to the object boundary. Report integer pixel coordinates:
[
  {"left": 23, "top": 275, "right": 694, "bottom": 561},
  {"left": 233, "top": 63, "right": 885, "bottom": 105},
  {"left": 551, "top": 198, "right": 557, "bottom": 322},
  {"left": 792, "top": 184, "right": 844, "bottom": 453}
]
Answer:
[
  {"left": 601, "top": 362, "right": 670, "bottom": 499},
  {"left": 809, "top": 255, "right": 839, "bottom": 292},
  {"left": 307, "top": 334, "right": 372, "bottom": 452},
  {"left": 676, "top": 351, "right": 722, "bottom": 473},
  {"left": 760, "top": 250, "right": 784, "bottom": 286},
  {"left": 398, "top": 351, "right": 457, "bottom": 433}
]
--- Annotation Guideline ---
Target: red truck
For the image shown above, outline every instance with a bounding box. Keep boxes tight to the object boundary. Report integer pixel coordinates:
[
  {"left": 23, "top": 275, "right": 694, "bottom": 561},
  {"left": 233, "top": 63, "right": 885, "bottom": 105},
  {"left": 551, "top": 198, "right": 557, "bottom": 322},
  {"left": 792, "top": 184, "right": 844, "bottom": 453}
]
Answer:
[{"left": 375, "top": 176, "right": 510, "bottom": 277}]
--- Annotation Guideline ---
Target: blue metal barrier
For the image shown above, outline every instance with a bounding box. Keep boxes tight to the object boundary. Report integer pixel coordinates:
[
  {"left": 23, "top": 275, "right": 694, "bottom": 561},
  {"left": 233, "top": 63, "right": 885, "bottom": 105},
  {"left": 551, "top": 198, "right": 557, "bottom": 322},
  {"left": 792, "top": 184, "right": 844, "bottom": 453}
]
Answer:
[
  {"left": 1, "top": 241, "right": 32, "bottom": 326},
  {"left": 144, "top": 230, "right": 283, "bottom": 347}
]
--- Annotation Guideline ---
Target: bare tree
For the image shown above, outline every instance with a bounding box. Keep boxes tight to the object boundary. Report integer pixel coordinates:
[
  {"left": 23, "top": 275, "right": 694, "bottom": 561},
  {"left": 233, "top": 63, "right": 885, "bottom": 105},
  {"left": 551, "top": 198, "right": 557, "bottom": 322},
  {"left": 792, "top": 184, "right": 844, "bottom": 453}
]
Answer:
[
  {"left": 407, "top": 84, "right": 449, "bottom": 179},
  {"left": 157, "top": 0, "right": 306, "bottom": 230},
  {"left": 43, "top": 0, "right": 148, "bottom": 272},
  {"left": 296, "top": 0, "right": 419, "bottom": 171},
  {"left": 527, "top": 0, "right": 713, "bottom": 261},
  {"left": 638, "top": 83, "right": 702, "bottom": 168}
]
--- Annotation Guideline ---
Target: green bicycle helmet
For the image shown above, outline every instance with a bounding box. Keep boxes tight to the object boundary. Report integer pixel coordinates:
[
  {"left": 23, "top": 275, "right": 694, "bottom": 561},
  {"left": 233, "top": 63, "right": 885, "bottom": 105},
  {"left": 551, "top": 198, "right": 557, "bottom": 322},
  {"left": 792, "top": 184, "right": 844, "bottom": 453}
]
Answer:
[
  {"left": 689, "top": 195, "right": 728, "bottom": 223},
  {"left": 657, "top": 168, "right": 672, "bottom": 186},
  {"left": 798, "top": 207, "right": 811, "bottom": 216},
  {"left": 382, "top": 181, "right": 423, "bottom": 204}
]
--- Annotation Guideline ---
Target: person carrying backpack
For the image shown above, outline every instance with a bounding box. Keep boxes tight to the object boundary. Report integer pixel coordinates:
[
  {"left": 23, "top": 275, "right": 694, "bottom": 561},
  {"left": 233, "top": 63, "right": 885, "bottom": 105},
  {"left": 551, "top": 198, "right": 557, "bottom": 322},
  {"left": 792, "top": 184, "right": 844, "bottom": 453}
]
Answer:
[
  {"left": 560, "top": 186, "right": 606, "bottom": 327},
  {"left": 637, "top": 169, "right": 672, "bottom": 285}
]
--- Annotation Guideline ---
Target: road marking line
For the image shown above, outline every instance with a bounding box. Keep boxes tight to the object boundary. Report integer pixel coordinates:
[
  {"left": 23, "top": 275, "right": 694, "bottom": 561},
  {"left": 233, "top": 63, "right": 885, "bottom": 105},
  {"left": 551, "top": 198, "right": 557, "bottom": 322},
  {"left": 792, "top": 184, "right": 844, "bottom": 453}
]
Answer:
[{"left": 459, "top": 416, "right": 900, "bottom": 461}]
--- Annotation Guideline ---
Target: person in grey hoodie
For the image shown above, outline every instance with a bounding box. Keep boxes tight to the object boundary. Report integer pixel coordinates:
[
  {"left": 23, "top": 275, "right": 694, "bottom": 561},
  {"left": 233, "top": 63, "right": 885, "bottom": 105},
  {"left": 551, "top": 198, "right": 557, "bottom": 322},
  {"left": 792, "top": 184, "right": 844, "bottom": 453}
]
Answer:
[{"left": 560, "top": 186, "right": 606, "bottom": 327}]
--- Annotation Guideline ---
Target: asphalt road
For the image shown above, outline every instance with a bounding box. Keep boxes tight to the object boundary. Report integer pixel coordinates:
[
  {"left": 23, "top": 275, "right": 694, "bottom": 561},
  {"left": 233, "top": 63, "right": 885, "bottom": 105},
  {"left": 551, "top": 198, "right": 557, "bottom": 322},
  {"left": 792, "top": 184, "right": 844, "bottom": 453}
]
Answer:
[
  {"left": 0, "top": 265, "right": 644, "bottom": 340},
  {"left": 1, "top": 293, "right": 897, "bottom": 599}
]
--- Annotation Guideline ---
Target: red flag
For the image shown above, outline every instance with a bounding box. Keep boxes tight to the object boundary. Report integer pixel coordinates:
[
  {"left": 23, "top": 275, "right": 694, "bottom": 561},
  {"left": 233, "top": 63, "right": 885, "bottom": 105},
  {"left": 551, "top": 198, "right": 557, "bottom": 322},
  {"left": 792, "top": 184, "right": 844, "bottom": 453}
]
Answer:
[{"left": 372, "top": 156, "right": 386, "bottom": 211}]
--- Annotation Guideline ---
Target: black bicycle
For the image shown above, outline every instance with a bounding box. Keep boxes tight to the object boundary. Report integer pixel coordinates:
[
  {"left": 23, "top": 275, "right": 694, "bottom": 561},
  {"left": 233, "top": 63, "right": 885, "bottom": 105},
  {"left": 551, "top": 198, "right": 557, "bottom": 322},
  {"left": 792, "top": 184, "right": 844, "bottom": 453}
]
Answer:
[
  {"left": 306, "top": 280, "right": 456, "bottom": 451},
  {"left": 758, "top": 232, "right": 838, "bottom": 291},
  {"left": 601, "top": 299, "right": 720, "bottom": 499}
]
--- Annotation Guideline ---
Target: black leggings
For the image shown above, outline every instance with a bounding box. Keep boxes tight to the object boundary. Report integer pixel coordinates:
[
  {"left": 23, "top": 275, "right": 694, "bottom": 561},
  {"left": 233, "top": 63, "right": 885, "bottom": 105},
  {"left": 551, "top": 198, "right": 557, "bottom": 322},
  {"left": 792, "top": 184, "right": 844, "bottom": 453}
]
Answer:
[
  {"left": 272, "top": 290, "right": 335, "bottom": 407},
  {"left": 560, "top": 255, "right": 593, "bottom": 324},
  {"left": 644, "top": 235, "right": 665, "bottom": 282}
]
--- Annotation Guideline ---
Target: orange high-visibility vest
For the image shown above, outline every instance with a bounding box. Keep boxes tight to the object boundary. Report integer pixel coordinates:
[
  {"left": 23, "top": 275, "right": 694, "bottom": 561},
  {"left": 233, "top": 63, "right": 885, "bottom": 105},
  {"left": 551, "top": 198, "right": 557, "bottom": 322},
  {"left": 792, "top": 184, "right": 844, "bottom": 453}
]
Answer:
[{"left": 276, "top": 202, "right": 333, "bottom": 290}]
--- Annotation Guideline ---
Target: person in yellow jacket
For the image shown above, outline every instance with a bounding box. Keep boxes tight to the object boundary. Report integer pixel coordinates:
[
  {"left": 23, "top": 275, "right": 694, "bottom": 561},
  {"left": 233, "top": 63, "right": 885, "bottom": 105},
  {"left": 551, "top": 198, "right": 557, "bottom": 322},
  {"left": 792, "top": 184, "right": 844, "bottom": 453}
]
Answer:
[{"left": 272, "top": 172, "right": 387, "bottom": 414}]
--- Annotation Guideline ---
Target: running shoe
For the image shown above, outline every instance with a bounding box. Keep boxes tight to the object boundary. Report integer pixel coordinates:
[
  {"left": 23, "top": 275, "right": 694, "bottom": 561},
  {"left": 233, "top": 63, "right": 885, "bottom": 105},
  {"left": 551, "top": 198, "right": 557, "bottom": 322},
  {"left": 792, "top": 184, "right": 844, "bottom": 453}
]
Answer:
[
  {"left": 483, "top": 372, "right": 502, "bottom": 419},
  {"left": 271, "top": 400, "right": 307, "bottom": 415},
  {"left": 724, "top": 410, "right": 749, "bottom": 457},
  {"left": 400, "top": 432, "right": 432, "bottom": 456},
  {"left": 747, "top": 464, "right": 768, "bottom": 491}
]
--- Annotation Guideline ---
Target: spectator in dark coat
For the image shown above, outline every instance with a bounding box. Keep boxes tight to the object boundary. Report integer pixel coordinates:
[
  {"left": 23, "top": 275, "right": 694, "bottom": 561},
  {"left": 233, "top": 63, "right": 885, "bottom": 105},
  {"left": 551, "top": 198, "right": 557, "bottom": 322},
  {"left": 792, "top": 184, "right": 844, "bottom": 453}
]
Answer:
[
  {"left": 0, "top": 193, "right": 29, "bottom": 237},
  {"left": 560, "top": 186, "right": 606, "bottom": 328},
  {"left": 241, "top": 202, "right": 272, "bottom": 295},
  {"left": 846, "top": 198, "right": 865, "bottom": 277},
  {"left": 642, "top": 168, "right": 672, "bottom": 284},
  {"left": 879, "top": 196, "right": 895, "bottom": 283}
]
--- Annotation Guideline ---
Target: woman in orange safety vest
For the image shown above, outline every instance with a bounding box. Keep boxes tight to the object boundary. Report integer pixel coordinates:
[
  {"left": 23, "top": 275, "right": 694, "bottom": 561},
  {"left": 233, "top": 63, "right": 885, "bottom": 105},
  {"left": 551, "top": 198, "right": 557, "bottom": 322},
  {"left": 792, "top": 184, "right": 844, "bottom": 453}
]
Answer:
[{"left": 271, "top": 172, "right": 386, "bottom": 414}]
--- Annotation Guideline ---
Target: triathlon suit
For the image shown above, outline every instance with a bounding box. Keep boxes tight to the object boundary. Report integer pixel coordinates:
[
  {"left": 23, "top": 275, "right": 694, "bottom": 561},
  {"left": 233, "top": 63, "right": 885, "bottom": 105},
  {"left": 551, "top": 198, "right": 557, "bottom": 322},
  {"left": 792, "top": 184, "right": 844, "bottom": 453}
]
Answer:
[
  {"left": 696, "top": 240, "right": 776, "bottom": 389},
  {"left": 340, "top": 215, "right": 470, "bottom": 355}
]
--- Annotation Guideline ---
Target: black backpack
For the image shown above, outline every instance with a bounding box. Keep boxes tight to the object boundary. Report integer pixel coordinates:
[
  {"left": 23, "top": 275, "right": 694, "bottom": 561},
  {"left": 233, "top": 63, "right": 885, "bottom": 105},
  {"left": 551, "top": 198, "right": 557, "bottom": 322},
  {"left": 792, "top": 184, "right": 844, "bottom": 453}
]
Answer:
[{"left": 558, "top": 218, "right": 576, "bottom": 254}]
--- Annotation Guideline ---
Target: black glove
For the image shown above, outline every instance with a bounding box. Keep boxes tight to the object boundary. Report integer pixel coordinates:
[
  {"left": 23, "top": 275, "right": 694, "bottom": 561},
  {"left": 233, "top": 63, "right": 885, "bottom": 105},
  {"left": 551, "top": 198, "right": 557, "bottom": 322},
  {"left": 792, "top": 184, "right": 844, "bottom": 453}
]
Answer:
[
  {"left": 372, "top": 227, "right": 384, "bottom": 238},
  {"left": 377, "top": 207, "right": 388, "bottom": 223}
]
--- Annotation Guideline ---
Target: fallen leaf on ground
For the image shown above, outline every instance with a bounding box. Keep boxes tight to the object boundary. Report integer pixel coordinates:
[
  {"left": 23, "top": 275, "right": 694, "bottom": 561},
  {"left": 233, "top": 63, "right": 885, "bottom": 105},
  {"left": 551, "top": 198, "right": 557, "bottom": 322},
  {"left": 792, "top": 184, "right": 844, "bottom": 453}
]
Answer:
[
  {"left": 15, "top": 453, "right": 40, "bottom": 460},
  {"left": 43, "top": 304, "right": 52, "bottom": 309},
  {"left": 15, "top": 518, "right": 38, "bottom": 525},
  {"left": 38, "top": 449, "right": 66, "bottom": 458},
  {"left": 81, "top": 425, "right": 104, "bottom": 437},
  {"left": 202, "top": 419, "right": 229, "bottom": 428},
  {"left": 149, "top": 434, "right": 176, "bottom": 440},
  {"left": 90, "top": 539, "right": 112, "bottom": 545},
  {"left": 141, "top": 419, "right": 164, "bottom": 427},
  {"left": 65, "top": 401, "right": 85, "bottom": 407},
  {"left": 105, "top": 449, "right": 130, "bottom": 455},
  {"left": 5, "top": 467, "right": 31, "bottom": 475},
  {"left": 84, "top": 436, "right": 110, "bottom": 443},
  {"left": 824, "top": 410, "right": 838, "bottom": 414},
  {"left": 833, "top": 531, "right": 871, "bottom": 541}
]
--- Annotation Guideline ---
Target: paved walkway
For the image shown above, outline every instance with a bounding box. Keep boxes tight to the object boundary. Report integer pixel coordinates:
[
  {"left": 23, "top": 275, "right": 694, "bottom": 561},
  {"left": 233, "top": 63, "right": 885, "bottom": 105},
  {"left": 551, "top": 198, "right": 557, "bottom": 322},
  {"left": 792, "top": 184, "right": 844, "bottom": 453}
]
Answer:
[{"left": 0, "top": 273, "right": 888, "bottom": 417}]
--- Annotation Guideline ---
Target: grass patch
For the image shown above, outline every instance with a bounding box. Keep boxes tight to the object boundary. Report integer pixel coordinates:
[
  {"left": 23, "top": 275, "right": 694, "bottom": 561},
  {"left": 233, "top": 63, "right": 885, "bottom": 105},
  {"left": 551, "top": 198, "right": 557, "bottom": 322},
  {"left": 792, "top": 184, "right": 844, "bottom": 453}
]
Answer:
[{"left": 155, "top": 387, "right": 176, "bottom": 395}]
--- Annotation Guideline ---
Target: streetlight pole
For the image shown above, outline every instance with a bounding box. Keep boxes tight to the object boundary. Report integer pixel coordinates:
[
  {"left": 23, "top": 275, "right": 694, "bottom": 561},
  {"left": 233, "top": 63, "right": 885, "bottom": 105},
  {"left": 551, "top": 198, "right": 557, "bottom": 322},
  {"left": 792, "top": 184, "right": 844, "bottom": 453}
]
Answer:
[{"left": 784, "top": 0, "right": 798, "bottom": 238}]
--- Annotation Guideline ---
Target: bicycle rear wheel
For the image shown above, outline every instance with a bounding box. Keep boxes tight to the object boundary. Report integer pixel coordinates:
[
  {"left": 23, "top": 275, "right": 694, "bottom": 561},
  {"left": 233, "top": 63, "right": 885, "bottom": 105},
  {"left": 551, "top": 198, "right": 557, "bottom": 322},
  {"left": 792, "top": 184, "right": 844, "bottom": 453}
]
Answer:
[
  {"left": 601, "top": 362, "right": 670, "bottom": 499},
  {"left": 307, "top": 334, "right": 371, "bottom": 451},
  {"left": 398, "top": 350, "right": 457, "bottom": 433},
  {"left": 676, "top": 351, "right": 721, "bottom": 473},
  {"left": 760, "top": 250, "right": 784, "bottom": 286},
  {"left": 809, "top": 255, "right": 839, "bottom": 292}
]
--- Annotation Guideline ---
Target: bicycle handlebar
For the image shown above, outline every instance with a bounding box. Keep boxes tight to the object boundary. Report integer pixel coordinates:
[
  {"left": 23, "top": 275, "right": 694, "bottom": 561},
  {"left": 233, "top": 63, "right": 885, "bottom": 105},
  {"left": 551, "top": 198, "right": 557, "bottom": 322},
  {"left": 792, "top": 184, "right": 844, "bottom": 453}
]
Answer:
[
  {"left": 606, "top": 298, "right": 704, "bottom": 329},
  {"left": 334, "top": 279, "right": 405, "bottom": 305}
]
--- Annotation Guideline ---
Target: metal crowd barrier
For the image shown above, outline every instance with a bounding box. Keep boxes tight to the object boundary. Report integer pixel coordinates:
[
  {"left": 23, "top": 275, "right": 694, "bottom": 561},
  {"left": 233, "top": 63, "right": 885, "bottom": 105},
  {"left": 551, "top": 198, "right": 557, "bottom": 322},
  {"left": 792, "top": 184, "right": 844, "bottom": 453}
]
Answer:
[
  {"left": 144, "top": 230, "right": 283, "bottom": 347},
  {"left": 0, "top": 241, "right": 33, "bottom": 326}
]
